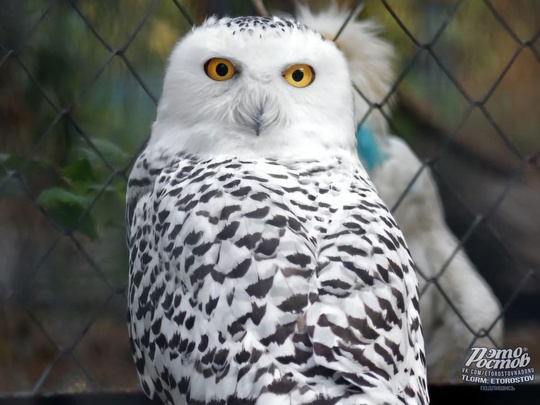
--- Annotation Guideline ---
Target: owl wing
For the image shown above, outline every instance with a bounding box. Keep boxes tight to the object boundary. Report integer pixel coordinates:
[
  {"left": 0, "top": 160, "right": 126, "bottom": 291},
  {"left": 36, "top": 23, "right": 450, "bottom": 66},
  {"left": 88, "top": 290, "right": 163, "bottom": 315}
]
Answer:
[
  {"left": 126, "top": 151, "right": 166, "bottom": 399},
  {"left": 304, "top": 174, "right": 428, "bottom": 404},
  {"left": 127, "top": 154, "right": 324, "bottom": 404}
]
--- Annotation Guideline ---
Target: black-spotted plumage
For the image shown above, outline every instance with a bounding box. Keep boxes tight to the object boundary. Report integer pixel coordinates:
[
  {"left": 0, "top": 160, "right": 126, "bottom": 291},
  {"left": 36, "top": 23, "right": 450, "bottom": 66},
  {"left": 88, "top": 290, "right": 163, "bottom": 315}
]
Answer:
[
  {"left": 127, "top": 11, "right": 428, "bottom": 405},
  {"left": 127, "top": 153, "right": 428, "bottom": 404}
]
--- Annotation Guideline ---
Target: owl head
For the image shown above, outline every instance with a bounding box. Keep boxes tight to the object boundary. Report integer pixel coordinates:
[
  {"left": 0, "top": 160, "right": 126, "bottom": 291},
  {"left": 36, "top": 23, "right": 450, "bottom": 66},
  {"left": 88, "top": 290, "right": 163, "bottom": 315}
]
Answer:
[{"left": 149, "top": 16, "right": 357, "bottom": 160}]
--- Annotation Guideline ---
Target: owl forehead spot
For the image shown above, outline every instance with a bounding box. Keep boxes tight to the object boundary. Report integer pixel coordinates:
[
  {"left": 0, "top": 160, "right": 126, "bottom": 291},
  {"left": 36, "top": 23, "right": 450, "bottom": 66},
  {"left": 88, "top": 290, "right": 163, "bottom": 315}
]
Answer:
[
  {"left": 202, "top": 15, "right": 318, "bottom": 38},
  {"left": 225, "top": 16, "right": 302, "bottom": 30}
]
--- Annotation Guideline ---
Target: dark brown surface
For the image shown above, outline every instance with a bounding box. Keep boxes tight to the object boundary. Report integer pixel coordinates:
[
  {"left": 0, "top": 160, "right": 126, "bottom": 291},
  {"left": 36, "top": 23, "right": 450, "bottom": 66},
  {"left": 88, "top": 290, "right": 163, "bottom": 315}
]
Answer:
[{"left": 1, "top": 386, "right": 539, "bottom": 405}]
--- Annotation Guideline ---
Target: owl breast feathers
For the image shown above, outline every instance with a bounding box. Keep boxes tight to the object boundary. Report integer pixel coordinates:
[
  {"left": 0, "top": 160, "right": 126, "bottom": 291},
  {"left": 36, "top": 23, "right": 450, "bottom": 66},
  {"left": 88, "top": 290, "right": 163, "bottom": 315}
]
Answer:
[{"left": 127, "top": 14, "right": 428, "bottom": 405}]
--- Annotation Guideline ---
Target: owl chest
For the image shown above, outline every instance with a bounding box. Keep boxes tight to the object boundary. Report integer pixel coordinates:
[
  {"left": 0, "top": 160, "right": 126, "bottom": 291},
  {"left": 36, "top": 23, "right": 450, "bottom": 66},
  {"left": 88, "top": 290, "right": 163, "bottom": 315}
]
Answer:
[{"left": 151, "top": 161, "right": 358, "bottom": 308}]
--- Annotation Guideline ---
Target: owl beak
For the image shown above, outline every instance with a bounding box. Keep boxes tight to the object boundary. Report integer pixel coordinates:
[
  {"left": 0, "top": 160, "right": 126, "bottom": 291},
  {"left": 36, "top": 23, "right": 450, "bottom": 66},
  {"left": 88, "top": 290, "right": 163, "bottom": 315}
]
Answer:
[
  {"left": 253, "top": 103, "right": 264, "bottom": 137},
  {"left": 234, "top": 88, "right": 282, "bottom": 137}
]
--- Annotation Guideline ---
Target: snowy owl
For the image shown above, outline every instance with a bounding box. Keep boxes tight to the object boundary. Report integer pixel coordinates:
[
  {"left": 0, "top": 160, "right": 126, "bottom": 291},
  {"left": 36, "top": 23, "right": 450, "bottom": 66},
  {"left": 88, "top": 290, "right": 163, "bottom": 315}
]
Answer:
[
  {"left": 295, "top": 5, "right": 503, "bottom": 383},
  {"left": 127, "top": 15, "right": 429, "bottom": 405}
]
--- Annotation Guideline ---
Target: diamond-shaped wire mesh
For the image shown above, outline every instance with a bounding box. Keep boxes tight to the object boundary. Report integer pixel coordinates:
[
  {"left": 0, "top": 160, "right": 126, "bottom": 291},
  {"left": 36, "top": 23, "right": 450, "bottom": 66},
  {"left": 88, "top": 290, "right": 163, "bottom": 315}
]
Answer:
[{"left": 0, "top": 0, "right": 538, "bottom": 396}]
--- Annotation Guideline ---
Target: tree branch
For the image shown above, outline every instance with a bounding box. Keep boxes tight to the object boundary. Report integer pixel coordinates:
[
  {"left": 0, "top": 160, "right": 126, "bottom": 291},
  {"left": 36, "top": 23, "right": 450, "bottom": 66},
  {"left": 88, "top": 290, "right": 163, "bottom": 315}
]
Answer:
[{"left": 252, "top": 0, "right": 269, "bottom": 16}]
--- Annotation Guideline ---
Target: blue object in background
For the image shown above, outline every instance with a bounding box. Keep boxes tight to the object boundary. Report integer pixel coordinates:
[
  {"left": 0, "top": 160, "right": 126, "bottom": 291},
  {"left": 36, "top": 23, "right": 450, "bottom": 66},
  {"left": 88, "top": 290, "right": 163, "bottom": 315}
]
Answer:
[{"left": 356, "top": 125, "right": 386, "bottom": 173}]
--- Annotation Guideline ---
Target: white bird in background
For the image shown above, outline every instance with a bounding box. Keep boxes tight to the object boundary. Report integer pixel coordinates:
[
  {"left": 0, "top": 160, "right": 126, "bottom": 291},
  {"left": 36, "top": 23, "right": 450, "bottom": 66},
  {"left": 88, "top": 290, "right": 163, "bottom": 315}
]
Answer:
[
  {"left": 127, "top": 12, "right": 428, "bottom": 405},
  {"left": 296, "top": 4, "right": 504, "bottom": 383}
]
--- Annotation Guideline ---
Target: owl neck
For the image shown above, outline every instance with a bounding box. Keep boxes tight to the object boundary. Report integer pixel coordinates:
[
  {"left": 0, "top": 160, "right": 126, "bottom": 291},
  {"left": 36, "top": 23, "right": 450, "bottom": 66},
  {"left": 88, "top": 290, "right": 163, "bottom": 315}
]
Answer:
[{"left": 149, "top": 120, "right": 358, "bottom": 161}]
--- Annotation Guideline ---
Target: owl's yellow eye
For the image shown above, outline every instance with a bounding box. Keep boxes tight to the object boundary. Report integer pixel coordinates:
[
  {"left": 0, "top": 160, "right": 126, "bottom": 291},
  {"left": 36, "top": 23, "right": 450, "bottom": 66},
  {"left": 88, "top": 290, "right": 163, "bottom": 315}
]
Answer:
[
  {"left": 283, "top": 64, "right": 315, "bottom": 88},
  {"left": 204, "top": 58, "right": 236, "bottom": 81}
]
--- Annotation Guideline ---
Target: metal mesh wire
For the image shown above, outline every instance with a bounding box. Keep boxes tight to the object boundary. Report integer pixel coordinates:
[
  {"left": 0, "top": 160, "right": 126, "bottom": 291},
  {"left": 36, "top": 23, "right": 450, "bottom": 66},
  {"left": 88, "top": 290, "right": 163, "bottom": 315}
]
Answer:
[{"left": 0, "top": 0, "right": 539, "bottom": 395}]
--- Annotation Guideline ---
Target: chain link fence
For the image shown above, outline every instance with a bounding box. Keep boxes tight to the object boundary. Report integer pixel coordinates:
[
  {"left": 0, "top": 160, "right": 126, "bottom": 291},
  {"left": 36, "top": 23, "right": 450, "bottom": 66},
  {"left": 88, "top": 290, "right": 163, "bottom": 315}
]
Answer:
[{"left": 0, "top": 0, "right": 539, "bottom": 399}]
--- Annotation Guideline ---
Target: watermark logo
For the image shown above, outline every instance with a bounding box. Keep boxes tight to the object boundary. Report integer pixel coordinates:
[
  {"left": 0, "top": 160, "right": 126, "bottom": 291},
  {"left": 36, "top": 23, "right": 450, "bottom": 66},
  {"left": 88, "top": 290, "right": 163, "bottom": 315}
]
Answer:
[{"left": 461, "top": 346, "right": 535, "bottom": 390}]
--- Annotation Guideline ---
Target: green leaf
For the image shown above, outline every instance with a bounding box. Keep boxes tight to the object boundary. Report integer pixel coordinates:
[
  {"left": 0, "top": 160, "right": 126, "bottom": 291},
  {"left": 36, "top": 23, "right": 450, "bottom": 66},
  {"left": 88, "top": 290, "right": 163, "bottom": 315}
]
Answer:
[
  {"left": 0, "top": 154, "right": 25, "bottom": 170},
  {"left": 37, "top": 187, "right": 93, "bottom": 207},
  {"left": 80, "top": 138, "right": 128, "bottom": 165},
  {"left": 0, "top": 153, "right": 47, "bottom": 173},
  {"left": 62, "top": 157, "right": 96, "bottom": 186},
  {"left": 36, "top": 187, "right": 98, "bottom": 240},
  {"left": 45, "top": 203, "right": 98, "bottom": 240}
]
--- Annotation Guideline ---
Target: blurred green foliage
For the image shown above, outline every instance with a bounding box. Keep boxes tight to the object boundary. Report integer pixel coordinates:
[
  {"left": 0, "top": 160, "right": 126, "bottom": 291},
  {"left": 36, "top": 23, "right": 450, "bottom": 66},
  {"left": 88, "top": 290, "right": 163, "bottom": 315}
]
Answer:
[
  {"left": 0, "top": 0, "right": 198, "bottom": 391},
  {"left": 0, "top": 0, "right": 194, "bottom": 240}
]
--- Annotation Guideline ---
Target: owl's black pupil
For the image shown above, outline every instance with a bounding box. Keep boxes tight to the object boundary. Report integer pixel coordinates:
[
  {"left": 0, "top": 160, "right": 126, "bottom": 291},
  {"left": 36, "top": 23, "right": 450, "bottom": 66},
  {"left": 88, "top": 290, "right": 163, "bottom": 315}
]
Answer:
[
  {"left": 216, "top": 63, "right": 229, "bottom": 76},
  {"left": 292, "top": 69, "right": 304, "bottom": 82}
]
